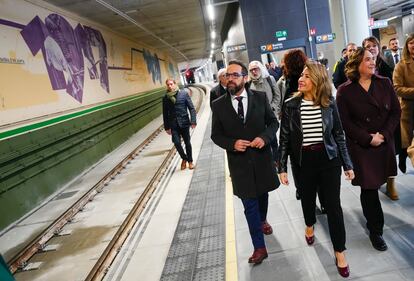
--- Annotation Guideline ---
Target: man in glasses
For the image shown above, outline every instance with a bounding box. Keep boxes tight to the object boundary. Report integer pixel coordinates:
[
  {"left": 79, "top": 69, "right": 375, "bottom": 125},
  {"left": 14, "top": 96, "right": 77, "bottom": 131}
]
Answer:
[
  {"left": 163, "top": 78, "right": 197, "bottom": 170},
  {"left": 211, "top": 60, "right": 280, "bottom": 264},
  {"left": 248, "top": 60, "right": 280, "bottom": 167}
]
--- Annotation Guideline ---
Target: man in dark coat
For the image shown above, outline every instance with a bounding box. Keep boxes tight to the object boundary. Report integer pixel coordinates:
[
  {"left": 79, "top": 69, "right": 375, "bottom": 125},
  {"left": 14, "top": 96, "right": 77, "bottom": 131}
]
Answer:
[
  {"left": 163, "top": 78, "right": 197, "bottom": 170},
  {"left": 210, "top": 68, "right": 227, "bottom": 107},
  {"left": 211, "top": 60, "right": 279, "bottom": 264},
  {"left": 332, "top": 42, "right": 357, "bottom": 89},
  {"left": 384, "top": 38, "right": 401, "bottom": 70}
]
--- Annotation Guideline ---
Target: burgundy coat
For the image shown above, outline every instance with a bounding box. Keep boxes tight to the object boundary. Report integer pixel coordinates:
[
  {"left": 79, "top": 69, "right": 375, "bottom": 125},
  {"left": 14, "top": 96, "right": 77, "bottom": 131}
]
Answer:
[{"left": 336, "top": 75, "right": 401, "bottom": 189}]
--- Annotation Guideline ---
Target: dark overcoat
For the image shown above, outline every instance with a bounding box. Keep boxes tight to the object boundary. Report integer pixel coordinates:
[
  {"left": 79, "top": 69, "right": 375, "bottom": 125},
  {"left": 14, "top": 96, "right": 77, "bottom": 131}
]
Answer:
[
  {"left": 211, "top": 89, "right": 280, "bottom": 199},
  {"left": 336, "top": 75, "right": 401, "bottom": 189},
  {"left": 210, "top": 83, "right": 226, "bottom": 107},
  {"left": 162, "top": 89, "right": 196, "bottom": 130}
]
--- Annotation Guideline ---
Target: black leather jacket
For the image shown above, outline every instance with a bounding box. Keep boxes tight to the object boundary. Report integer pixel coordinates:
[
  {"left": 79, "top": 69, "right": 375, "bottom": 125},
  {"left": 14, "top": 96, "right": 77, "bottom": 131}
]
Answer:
[{"left": 278, "top": 95, "right": 353, "bottom": 173}]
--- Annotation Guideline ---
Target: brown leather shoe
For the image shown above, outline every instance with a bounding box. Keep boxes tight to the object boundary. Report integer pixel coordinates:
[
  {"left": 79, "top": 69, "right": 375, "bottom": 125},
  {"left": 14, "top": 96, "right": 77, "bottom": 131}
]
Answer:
[
  {"left": 180, "top": 160, "right": 187, "bottom": 170},
  {"left": 248, "top": 247, "right": 268, "bottom": 264},
  {"left": 261, "top": 221, "right": 273, "bottom": 235},
  {"left": 386, "top": 177, "right": 399, "bottom": 200},
  {"left": 188, "top": 162, "right": 195, "bottom": 170}
]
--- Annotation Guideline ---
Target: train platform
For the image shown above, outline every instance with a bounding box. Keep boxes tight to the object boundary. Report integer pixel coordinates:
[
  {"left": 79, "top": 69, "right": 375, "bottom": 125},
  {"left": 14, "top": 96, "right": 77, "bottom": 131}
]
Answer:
[
  {"left": 2, "top": 86, "right": 414, "bottom": 281},
  {"left": 105, "top": 86, "right": 414, "bottom": 281},
  {"left": 118, "top": 89, "right": 414, "bottom": 281}
]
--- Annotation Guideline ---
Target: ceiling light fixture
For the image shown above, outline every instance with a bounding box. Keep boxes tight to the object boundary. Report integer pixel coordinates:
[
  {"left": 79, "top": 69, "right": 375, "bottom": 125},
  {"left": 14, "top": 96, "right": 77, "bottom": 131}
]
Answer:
[
  {"left": 211, "top": 30, "right": 216, "bottom": 39},
  {"left": 207, "top": 5, "right": 215, "bottom": 21}
]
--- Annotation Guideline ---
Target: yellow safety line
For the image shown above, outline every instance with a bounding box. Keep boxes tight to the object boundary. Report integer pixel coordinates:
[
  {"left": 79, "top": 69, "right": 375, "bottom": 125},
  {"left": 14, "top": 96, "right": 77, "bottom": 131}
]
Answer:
[{"left": 225, "top": 153, "right": 238, "bottom": 281}]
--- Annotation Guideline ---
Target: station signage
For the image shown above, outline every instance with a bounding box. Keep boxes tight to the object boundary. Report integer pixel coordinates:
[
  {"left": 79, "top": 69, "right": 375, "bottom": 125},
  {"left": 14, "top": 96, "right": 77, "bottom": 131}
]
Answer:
[
  {"left": 369, "top": 19, "right": 388, "bottom": 29},
  {"left": 275, "top": 30, "right": 287, "bottom": 41},
  {"left": 315, "top": 33, "right": 335, "bottom": 44},
  {"left": 260, "top": 43, "right": 283, "bottom": 53},
  {"left": 227, "top": 43, "right": 247, "bottom": 53}
]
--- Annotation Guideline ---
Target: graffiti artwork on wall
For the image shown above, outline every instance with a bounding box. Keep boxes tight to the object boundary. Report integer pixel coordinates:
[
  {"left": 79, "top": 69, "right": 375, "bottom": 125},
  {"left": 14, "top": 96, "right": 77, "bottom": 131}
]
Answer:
[
  {"left": 142, "top": 49, "right": 162, "bottom": 84},
  {"left": 20, "top": 14, "right": 109, "bottom": 103},
  {"left": 168, "top": 62, "right": 177, "bottom": 79}
]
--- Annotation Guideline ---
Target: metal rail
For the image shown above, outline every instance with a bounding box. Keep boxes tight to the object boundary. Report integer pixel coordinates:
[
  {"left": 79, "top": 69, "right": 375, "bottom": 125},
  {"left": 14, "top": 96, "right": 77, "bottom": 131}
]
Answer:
[
  {"left": 87, "top": 86, "right": 204, "bottom": 281},
  {"left": 8, "top": 86, "right": 204, "bottom": 280}
]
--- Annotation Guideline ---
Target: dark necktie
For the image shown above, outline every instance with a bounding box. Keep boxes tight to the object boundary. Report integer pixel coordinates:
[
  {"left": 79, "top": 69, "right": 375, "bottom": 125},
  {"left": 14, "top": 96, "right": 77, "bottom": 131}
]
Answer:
[
  {"left": 235, "top": 96, "right": 244, "bottom": 122},
  {"left": 394, "top": 53, "right": 399, "bottom": 64}
]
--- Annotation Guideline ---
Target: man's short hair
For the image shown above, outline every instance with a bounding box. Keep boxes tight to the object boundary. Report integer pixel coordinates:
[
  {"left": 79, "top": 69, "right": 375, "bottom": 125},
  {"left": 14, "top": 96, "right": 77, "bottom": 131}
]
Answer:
[
  {"left": 389, "top": 37, "right": 398, "bottom": 44},
  {"left": 217, "top": 68, "right": 226, "bottom": 77},
  {"left": 165, "top": 77, "right": 176, "bottom": 84},
  {"left": 228, "top": 60, "right": 248, "bottom": 75}
]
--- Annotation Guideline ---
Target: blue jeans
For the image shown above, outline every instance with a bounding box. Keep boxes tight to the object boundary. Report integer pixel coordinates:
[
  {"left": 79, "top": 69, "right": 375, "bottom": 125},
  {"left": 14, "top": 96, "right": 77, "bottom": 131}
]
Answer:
[{"left": 171, "top": 126, "right": 192, "bottom": 162}]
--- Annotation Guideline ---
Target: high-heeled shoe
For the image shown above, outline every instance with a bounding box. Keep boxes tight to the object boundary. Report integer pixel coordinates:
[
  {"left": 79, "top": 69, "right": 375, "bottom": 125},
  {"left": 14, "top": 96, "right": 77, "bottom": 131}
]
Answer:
[
  {"left": 305, "top": 226, "right": 314, "bottom": 245},
  {"left": 335, "top": 258, "right": 350, "bottom": 278}
]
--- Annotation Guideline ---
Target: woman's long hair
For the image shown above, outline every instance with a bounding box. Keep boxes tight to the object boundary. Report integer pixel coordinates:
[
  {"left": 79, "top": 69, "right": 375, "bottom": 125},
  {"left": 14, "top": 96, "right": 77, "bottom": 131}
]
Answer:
[
  {"left": 345, "top": 47, "right": 365, "bottom": 83},
  {"left": 283, "top": 49, "right": 307, "bottom": 78},
  {"left": 296, "top": 60, "right": 332, "bottom": 108},
  {"left": 402, "top": 33, "right": 414, "bottom": 62}
]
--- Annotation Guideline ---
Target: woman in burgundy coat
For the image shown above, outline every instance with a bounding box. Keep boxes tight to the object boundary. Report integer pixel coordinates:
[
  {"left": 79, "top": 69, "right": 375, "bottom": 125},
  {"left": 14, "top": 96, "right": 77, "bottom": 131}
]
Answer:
[{"left": 336, "top": 47, "right": 401, "bottom": 252}]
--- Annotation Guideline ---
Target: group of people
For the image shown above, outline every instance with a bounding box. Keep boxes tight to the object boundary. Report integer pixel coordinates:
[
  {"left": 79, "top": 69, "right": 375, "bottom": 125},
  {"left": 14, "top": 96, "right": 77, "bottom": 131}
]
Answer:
[{"left": 161, "top": 33, "right": 414, "bottom": 279}]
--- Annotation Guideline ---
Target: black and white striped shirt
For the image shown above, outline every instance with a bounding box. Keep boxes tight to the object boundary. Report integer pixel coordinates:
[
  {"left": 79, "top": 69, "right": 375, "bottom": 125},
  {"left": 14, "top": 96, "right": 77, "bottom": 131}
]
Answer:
[{"left": 301, "top": 99, "right": 323, "bottom": 146}]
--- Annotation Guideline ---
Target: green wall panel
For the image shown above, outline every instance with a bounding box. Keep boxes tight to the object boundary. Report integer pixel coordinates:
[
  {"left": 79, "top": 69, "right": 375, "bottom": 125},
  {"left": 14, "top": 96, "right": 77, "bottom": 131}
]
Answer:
[{"left": 0, "top": 90, "right": 164, "bottom": 231}]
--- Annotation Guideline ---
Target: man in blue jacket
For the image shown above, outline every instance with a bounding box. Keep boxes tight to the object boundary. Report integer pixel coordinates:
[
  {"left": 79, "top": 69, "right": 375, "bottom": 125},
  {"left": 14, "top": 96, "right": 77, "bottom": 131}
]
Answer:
[{"left": 163, "top": 78, "right": 197, "bottom": 170}]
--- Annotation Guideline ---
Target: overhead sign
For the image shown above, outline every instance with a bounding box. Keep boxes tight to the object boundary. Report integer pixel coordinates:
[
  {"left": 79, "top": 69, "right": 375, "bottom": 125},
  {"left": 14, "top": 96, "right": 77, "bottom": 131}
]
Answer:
[
  {"left": 315, "top": 33, "right": 335, "bottom": 44},
  {"left": 260, "top": 43, "right": 283, "bottom": 53},
  {"left": 275, "top": 30, "right": 287, "bottom": 38},
  {"left": 309, "top": 28, "right": 316, "bottom": 36},
  {"left": 275, "top": 30, "right": 287, "bottom": 41},
  {"left": 227, "top": 43, "right": 247, "bottom": 53},
  {"left": 370, "top": 19, "right": 388, "bottom": 29}
]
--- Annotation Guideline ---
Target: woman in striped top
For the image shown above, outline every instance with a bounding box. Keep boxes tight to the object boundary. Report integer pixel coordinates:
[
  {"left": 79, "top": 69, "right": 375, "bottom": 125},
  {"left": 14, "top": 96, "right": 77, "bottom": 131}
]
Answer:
[{"left": 278, "top": 61, "right": 354, "bottom": 278}]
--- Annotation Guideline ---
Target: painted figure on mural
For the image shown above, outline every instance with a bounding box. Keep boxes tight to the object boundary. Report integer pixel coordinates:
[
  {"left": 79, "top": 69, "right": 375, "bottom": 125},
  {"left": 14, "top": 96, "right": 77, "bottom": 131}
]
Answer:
[{"left": 20, "top": 13, "right": 110, "bottom": 102}]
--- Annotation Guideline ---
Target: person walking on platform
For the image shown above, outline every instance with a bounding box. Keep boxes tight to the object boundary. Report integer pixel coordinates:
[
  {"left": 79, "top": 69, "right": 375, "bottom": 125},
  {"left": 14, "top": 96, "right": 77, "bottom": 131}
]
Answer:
[
  {"left": 336, "top": 47, "right": 401, "bottom": 252},
  {"left": 363, "top": 36, "right": 400, "bottom": 199},
  {"left": 211, "top": 60, "right": 279, "bottom": 265},
  {"left": 393, "top": 34, "right": 414, "bottom": 172},
  {"left": 278, "top": 60, "right": 354, "bottom": 278},
  {"left": 163, "top": 78, "right": 197, "bottom": 170},
  {"left": 210, "top": 68, "right": 227, "bottom": 107},
  {"left": 248, "top": 60, "right": 280, "bottom": 166}
]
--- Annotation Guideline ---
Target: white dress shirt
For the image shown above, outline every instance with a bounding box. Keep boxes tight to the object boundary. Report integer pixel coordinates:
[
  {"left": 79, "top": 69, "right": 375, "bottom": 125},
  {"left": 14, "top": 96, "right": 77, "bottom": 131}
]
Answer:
[{"left": 231, "top": 89, "right": 248, "bottom": 121}]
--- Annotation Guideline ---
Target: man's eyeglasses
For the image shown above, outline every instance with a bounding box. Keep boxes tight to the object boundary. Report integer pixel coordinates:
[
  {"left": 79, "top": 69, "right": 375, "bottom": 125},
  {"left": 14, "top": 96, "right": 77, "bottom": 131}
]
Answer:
[
  {"left": 225, "top": 72, "right": 247, "bottom": 78},
  {"left": 249, "top": 67, "right": 260, "bottom": 72}
]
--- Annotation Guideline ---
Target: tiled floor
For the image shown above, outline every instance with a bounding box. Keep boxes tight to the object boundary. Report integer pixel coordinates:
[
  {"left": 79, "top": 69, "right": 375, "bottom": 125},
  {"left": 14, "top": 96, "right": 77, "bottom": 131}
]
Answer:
[{"left": 234, "top": 163, "right": 414, "bottom": 280}]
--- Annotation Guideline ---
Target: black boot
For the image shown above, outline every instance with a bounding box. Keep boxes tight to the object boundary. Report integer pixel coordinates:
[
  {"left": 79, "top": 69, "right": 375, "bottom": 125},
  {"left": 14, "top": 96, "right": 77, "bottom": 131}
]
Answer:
[{"left": 399, "top": 149, "right": 407, "bottom": 173}]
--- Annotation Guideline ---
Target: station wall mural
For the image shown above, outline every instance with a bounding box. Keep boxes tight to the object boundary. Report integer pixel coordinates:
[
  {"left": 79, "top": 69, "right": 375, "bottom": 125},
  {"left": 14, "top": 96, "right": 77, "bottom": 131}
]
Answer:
[{"left": 0, "top": 0, "right": 178, "bottom": 125}]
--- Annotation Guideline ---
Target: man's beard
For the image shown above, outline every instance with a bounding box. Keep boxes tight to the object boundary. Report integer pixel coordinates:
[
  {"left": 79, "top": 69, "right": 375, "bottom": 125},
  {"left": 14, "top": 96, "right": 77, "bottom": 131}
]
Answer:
[{"left": 227, "top": 81, "right": 244, "bottom": 96}]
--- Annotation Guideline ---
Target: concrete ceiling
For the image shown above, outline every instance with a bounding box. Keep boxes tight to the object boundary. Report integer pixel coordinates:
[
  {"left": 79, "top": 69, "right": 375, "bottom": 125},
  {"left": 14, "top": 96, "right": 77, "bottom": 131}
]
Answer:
[
  {"left": 42, "top": 0, "right": 229, "bottom": 63},
  {"left": 369, "top": 0, "right": 414, "bottom": 19},
  {"left": 42, "top": 0, "right": 413, "bottom": 64}
]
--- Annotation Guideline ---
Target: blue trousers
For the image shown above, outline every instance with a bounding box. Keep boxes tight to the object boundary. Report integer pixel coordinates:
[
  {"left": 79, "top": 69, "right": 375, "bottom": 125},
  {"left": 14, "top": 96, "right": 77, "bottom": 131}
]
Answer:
[
  {"left": 241, "top": 193, "right": 269, "bottom": 249},
  {"left": 171, "top": 126, "right": 192, "bottom": 162}
]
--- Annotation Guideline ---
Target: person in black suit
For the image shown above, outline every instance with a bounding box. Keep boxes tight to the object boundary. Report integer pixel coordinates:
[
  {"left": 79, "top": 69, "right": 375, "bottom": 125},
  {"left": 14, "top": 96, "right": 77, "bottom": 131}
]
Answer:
[
  {"left": 211, "top": 60, "right": 279, "bottom": 264},
  {"left": 210, "top": 68, "right": 227, "bottom": 106}
]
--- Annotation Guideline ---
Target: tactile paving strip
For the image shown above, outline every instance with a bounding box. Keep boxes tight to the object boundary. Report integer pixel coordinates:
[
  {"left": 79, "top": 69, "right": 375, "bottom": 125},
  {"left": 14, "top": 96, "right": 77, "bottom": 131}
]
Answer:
[{"left": 160, "top": 120, "right": 226, "bottom": 281}]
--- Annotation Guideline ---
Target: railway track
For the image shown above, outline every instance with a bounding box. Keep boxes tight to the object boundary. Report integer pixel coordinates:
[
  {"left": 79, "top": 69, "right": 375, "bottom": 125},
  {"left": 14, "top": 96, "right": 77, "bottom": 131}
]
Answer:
[{"left": 6, "top": 86, "right": 205, "bottom": 281}]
